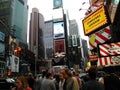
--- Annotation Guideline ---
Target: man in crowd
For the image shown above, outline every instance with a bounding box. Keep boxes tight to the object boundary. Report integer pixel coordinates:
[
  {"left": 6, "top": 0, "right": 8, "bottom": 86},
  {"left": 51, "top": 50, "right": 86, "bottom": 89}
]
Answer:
[{"left": 81, "top": 67, "right": 104, "bottom": 90}]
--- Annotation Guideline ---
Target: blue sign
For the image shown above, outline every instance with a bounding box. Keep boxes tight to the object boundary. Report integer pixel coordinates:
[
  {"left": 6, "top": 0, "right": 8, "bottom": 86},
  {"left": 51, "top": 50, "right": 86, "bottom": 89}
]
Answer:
[
  {"left": 53, "top": 0, "right": 63, "bottom": 9},
  {"left": 0, "top": 32, "right": 5, "bottom": 42}
]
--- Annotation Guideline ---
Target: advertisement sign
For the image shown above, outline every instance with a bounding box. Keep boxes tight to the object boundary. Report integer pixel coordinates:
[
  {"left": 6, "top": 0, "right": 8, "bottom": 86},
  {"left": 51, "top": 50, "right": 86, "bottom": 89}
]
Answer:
[
  {"left": 82, "top": 5, "right": 111, "bottom": 35},
  {"left": 53, "top": 21, "right": 64, "bottom": 39},
  {"left": 97, "top": 56, "right": 120, "bottom": 66},
  {"left": 89, "top": 26, "right": 111, "bottom": 50},
  {"left": 52, "top": 8, "right": 63, "bottom": 22},
  {"left": 53, "top": 0, "right": 63, "bottom": 9},
  {"left": 54, "top": 39, "right": 65, "bottom": 53},
  {"left": 7, "top": 55, "right": 19, "bottom": 72},
  {"left": 0, "top": 42, "right": 5, "bottom": 58},
  {"left": 0, "top": 32, "right": 5, "bottom": 42},
  {"left": 99, "top": 42, "right": 120, "bottom": 57}
]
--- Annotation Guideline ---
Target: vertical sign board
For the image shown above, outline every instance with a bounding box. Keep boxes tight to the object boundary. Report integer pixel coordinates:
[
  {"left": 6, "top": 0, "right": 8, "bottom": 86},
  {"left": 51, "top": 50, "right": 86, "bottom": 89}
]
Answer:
[{"left": 72, "top": 35, "right": 77, "bottom": 47}]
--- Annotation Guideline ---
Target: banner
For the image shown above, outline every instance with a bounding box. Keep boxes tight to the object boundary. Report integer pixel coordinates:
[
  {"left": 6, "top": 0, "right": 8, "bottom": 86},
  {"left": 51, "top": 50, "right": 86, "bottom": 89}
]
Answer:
[{"left": 7, "top": 55, "right": 19, "bottom": 72}]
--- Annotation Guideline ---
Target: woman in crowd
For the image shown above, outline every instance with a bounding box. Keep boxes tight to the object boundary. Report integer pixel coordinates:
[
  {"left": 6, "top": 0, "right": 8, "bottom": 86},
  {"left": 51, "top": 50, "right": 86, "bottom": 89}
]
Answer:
[{"left": 11, "top": 76, "right": 32, "bottom": 90}]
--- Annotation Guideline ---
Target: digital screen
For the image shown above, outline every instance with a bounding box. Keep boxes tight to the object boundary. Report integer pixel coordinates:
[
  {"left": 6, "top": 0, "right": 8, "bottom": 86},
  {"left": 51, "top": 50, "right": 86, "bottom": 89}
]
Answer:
[{"left": 53, "top": 21, "right": 64, "bottom": 39}]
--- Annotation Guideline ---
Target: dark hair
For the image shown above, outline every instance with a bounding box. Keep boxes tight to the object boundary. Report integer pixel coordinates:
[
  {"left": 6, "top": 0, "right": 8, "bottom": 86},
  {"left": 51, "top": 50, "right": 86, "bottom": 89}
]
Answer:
[
  {"left": 88, "top": 67, "right": 97, "bottom": 79},
  {"left": 46, "top": 73, "right": 52, "bottom": 78},
  {"left": 104, "top": 73, "right": 120, "bottom": 90},
  {"left": 42, "top": 71, "right": 47, "bottom": 78}
]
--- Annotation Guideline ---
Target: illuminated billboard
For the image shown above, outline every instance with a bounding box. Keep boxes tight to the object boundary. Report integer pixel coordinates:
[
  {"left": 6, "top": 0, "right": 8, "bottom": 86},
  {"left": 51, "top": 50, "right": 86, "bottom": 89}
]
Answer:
[
  {"left": 54, "top": 39, "right": 65, "bottom": 53},
  {"left": 53, "top": 21, "right": 64, "bottom": 39},
  {"left": 82, "top": 5, "right": 111, "bottom": 36}
]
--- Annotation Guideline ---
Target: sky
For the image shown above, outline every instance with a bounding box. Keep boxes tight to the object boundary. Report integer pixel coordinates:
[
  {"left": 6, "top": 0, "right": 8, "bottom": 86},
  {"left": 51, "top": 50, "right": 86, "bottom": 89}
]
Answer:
[{"left": 27, "top": 0, "right": 90, "bottom": 41}]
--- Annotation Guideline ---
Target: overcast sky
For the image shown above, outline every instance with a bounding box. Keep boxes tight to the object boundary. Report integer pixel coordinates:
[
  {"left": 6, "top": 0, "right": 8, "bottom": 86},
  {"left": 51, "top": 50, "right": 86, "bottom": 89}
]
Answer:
[{"left": 27, "top": 0, "right": 90, "bottom": 41}]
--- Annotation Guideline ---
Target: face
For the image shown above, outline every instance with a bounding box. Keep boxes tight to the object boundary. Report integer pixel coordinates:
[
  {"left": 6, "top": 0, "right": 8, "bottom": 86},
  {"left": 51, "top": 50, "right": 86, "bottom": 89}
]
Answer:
[
  {"left": 62, "top": 71, "right": 68, "bottom": 79},
  {"left": 59, "top": 73, "right": 64, "bottom": 80},
  {"left": 15, "top": 79, "right": 23, "bottom": 89}
]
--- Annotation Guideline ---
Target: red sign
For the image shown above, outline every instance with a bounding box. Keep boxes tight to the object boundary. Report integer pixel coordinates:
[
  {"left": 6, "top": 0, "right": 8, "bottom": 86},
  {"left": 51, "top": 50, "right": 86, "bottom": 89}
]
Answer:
[{"left": 54, "top": 39, "right": 65, "bottom": 53}]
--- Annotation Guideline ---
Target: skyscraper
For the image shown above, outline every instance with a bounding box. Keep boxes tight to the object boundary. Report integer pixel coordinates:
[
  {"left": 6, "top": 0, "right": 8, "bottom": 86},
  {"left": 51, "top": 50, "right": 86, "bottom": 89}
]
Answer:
[
  {"left": 11, "top": 0, "right": 28, "bottom": 44},
  {"left": 29, "top": 8, "right": 45, "bottom": 59},
  {"left": 0, "top": 0, "right": 28, "bottom": 75}
]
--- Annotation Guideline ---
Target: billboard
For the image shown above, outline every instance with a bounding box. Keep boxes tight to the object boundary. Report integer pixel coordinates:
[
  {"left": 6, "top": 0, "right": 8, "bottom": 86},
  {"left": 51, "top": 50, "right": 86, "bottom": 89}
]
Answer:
[
  {"left": 53, "top": 0, "right": 63, "bottom": 9},
  {"left": 82, "top": 5, "right": 111, "bottom": 36},
  {"left": 54, "top": 39, "right": 65, "bottom": 53},
  {"left": 99, "top": 42, "right": 120, "bottom": 57},
  {"left": 7, "top": 55, "right": 19, "bottom": 72},
  {"left": 53, "top": 21, "right": 64, "bottom": 39}
]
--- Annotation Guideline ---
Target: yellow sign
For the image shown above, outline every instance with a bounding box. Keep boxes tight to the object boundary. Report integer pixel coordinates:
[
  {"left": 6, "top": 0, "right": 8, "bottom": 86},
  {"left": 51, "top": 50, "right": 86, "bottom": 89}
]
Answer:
[{"left": 83, "top": 5, "right": 110, "bottom": 35}]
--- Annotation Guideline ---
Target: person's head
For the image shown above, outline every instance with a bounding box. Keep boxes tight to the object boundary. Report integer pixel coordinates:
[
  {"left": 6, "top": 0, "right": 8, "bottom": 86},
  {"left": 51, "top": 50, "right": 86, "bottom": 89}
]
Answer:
[
  {"left": 59, "top": 72, "right": 64, "bottom": 80},
  {"left": 42, "top": 71, "right": 47, "bottom": 78},
  {"left": 28, "top": 73, "right": 33, "bottom": 78},
  {"left": 88, "top": 67, "right": 97, "bottom": 80},
  {"left": 46, "top": 73, "right": 53, "bottom": 80},
  {"left": 63, "top": 68, "right": 72, "bottom": 79},
  {"left": 104, "top": 73, "right": 120, "bottom": 90},
  {"left": 15, "top": 76, "right": 29, "bottom": 89}
]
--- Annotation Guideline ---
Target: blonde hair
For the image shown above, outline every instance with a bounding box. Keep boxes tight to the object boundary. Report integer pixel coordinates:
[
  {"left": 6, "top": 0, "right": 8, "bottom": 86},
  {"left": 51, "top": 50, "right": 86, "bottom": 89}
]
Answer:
[{"left": 17, "top": 76, "right": 29, "bottom": 89}]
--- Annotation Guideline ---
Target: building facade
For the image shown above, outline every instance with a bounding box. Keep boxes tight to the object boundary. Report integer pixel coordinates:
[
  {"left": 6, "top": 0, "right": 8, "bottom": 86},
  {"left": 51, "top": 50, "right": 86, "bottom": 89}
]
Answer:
[
  {"left": 0, "top": 0, "right": 28, "bottom": 76},
  {"left": 44, "top": 20, "right": 54, "bottom": 59},
  {"left": 29, "top": 8, "right": 45, "bottom": 60}
]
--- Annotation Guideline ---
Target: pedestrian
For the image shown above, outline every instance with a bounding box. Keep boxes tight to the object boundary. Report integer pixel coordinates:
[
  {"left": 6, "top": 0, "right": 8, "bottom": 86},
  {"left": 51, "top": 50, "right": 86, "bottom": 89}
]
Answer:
[
  {"left": 53, "top": 74, "right": 60, "bottom": 90},
  {"left": 11, "top": 76, "right": 32, "bottom": 90},
  {"left": 35, "top": 70, "right": 47, "bottom": 90},
  {"left": 63, "top": 68, "right": 79, "bottom": 90},
  {"left": 59, "top": 72, "right": 65, "bottom": 90},
  {"left": 99, "top": 73, "right": 120, "bottom": 90},
  {"left": 73, "top": 71, "right": 82, "bottom": 89},
  {"left": 81, "top": 67, "right": 104, "bottom": 90},
  {"left": 27, "top": 73, "right": 35, "bottom": 90},
  {"left": 41, "top": 72, "right": 56, "bottom": 90}
]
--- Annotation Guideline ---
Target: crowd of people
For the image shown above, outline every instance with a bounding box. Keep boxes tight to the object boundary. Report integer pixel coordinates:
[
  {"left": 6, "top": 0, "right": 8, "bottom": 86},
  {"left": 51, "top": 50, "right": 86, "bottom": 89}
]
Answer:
[{"left": 11, "top": 66, "right": 120, "bottom": 90}]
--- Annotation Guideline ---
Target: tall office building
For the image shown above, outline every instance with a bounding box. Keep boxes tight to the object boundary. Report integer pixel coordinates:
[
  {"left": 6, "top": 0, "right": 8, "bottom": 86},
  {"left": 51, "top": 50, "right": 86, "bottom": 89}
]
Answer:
[
  {"left": 69, "top": 19, "right": 79, "bottom": 36},
  {"left": 11, "top": 0, "right": 28, "bottom": 44},
  {"left": 29, "top": 8, "right": 45, "bottom": 59}
]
